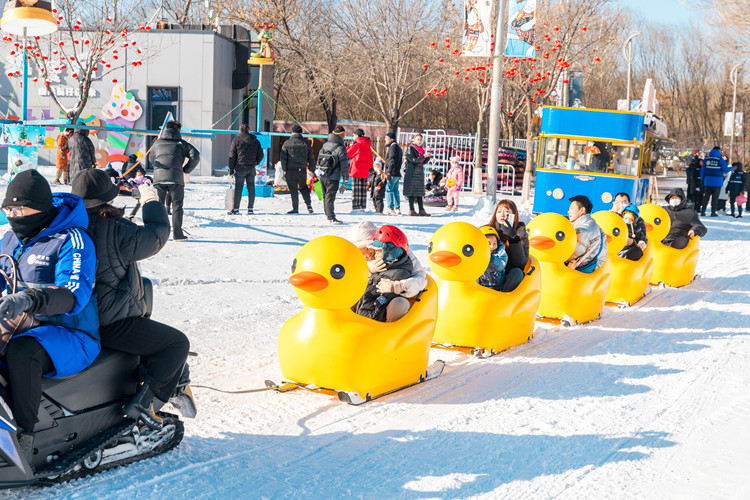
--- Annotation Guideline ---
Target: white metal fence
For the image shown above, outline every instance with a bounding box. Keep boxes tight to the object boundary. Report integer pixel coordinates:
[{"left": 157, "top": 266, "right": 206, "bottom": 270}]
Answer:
[{"left": 397, "top": 129, "right": 523, "bottom": 193}]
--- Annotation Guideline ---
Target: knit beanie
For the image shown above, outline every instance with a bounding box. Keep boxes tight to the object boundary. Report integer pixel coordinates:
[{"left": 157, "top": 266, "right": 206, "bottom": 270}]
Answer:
[
  {"left": 292, "top": 124, "right": 303, "bottom": 134},
  {"left": 2, "top": 170, "right": 54, "bottom": 212},
  {"left": 333, "top": 125, "right": 345, "bottom": 137},
  {"left": 347, "top": 221, "right": 378, "bottom": 248},
  {"left": 71, "top": 168, "right": 121, "bottom": 208}
]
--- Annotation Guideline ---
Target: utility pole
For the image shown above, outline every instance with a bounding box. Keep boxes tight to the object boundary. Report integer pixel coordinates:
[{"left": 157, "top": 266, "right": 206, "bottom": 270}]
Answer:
[
  {"left": 623, "top": 32, "right": 641, "bottom": 111},
  {"left": 729, "top": 62, "right": 742, "bottom": 165},
  {"left": 485, "top": 0, "right": 508, "bottom": 203}
]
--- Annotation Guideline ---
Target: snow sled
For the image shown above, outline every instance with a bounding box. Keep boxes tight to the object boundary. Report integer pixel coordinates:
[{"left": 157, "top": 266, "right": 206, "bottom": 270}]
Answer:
[
  {"left": 278, "top": 235, "right": 439, "bottom": 401},
  {"left": 528, "top": 213, "right": 610, "bottom": 324},
  {"left": 0, "top": 349, "right": 185, "bottom": 487},
  {"left": 592, "top": 210, "right": 654, "bottom": 306},
  {"left": 639, "top": 203, "right": 700, "bottom": 288},
  {"left": 429, "top": 222, "right": 540, "bottom": 353},
  {"left": 423, "top": 194, "right": 447, "bottom": 207},
  {"left": 0, "top": 279, "right": 193, "bottom": 488}
]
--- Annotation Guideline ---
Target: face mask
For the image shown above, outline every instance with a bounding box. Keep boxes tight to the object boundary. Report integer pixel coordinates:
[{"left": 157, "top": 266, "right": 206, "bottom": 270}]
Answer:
[
  {"left": 669, "top": 198, "right": 681, "bottom": 207},
  {"left": 8, "top": 210, "right": 57, "bottom": 244}
]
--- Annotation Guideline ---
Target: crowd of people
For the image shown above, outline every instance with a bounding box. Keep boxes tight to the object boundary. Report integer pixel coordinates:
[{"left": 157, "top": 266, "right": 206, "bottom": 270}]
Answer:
[{"left": 686, "top": 146, "right": 748, "bottom": 218}]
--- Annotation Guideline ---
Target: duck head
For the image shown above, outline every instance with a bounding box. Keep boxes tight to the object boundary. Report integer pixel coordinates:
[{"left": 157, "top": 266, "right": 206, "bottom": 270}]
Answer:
[
  {"left": 527, "top": 213, "right": 577, "bottom": 263},
  {"left": 591, "top": 210, "right": 628, "bottom": 257},
  {"left": 427, "top": 222, "right": 490, "bottom": 282},
  {"left": 289, "top": 235, "right": 368, "bottom": 309},
  {"left": 638, "top": 204, "right": 671, "bottom": 242}
]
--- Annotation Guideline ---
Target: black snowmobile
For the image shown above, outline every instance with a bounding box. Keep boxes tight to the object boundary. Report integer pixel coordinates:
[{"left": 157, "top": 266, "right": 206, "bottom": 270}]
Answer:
[{"left": 0, "top": 279, "right": 196, "bottom": 489}]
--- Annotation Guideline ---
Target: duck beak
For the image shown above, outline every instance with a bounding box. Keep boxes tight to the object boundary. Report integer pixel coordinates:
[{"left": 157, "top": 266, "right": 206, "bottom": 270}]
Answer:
[
  {"left": 290, "top": 271, "right": 328, "bottom": 292},
  {"left": 645, "top": 223, "right": 654, "bottom": 232},
  {"left": 606, "top": 235, "right": 613, "bottom": 243},
  {"left": 529, "top": 236, "right": 555, "bottom": 250},
  {"left": 429, "top": 250, "right": 462, "bottom": 267}
]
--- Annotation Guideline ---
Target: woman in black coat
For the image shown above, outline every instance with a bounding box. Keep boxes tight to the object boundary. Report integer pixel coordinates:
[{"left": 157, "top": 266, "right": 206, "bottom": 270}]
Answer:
[
  {"left": 402, "top": 134, "right": 431, "bottom": 216},
  {"left": 488, "top": 199, "right": 529, "bottom": 292},
  {"left": 72, "top": 169, "right": 191, "bottom": 430}
]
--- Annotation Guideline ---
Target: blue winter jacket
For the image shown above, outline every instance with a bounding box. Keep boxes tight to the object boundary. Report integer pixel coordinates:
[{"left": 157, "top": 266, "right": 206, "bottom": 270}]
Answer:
[
  {"left": 0, "top": 192, "right": 100, "bottom": 377},
  {"left": 700, "top": 149, "right": 731, "bottom": 188}
]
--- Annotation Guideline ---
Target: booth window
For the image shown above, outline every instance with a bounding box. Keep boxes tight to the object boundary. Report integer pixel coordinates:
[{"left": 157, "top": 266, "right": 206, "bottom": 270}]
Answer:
[{"left": 540, "top": 137, "right": 640, "bottom": 177}]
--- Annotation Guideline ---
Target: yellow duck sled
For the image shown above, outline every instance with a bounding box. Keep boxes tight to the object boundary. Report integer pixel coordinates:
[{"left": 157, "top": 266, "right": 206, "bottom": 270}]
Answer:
[
  {"left": 429, "top": 222, "right": 540, "bottom": 355},
  {"left": 638, "top": 203, "right": 700, "bottom": 288},
  {"left": 591, "top": 210, "right": 653, "bottom": 306},
  {"left": 527, "top": 213, "right": 610, "bottom": 325},
  {"left": 277, "top": 235, "right": 440, "bottom": 403}
]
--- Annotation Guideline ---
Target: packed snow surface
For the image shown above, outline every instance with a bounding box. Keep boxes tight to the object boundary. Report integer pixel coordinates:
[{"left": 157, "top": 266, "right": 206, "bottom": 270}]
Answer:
[{"left": 1, "top": 176, "right": 748, "bottom": 499}]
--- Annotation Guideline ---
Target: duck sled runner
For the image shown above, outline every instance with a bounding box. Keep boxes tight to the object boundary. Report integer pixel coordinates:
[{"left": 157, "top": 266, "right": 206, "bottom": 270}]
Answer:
[{"left": 266, "top": 360, "right": 446, "bottom": 405}]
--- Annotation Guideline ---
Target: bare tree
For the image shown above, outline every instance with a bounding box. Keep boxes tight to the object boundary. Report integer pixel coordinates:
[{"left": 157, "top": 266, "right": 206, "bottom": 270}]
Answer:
[{"left": 0, "top": 0, "right": 147, "bottom": 122}]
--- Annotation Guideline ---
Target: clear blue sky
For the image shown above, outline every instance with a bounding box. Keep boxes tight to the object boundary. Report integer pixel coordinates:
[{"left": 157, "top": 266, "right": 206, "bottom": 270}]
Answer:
[{"left": 620, "top": 0, "right": 702, "bottom": 25}]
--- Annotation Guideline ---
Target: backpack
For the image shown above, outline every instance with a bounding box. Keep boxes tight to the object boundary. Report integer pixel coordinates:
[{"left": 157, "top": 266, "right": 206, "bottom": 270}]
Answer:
[{"left": 316, "top": 148, "right": 338, "bottom": 176}]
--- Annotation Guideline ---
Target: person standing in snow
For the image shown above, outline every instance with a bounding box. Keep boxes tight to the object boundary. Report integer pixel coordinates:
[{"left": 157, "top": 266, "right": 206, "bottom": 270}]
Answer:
[
  {"left": 54, "top": 128, "right": 73, "bottom": 185},
  {"left": 67, "top": 128, "right": 97, "bottom": 182},
  {"left": 280, "top": 124, "right": 315, "bottom": 214},
  {"left": 727, "top": 162, "right": 746, "bottom": 218},
  {"left": 228, "top": 124, "right": 265, "bottom": 215},
  {"left": 150, "top": 121, "right": 200, "bottom": 241},
  {"left": 662, "top": 188, "right": 707, "bottom": 249},
  {"left": 72, "top": 169, "right": 192, "bottom": 429},
  {"left": 403, "top": 134, "right": 431, "bottom": 216},
  {"left": 700, "top": 146, "right": 731, "bottom": 217},
  {"left": 317, "top": 125, "right": 349, "bottom": 224},
  {"left": 383, "top": 132, "right": 403, "bottom": 215},
  {"left": 346, "top": 128, "right": 374, "bottom": 212}
]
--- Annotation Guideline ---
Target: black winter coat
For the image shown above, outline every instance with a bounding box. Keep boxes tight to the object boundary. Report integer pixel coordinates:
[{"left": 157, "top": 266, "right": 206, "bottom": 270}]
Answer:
[
  {"left": 280, "top": 133, "right": 314, "bottom": 172},
  {"left": 402, "top": 144, "right": 427, "bottom": 197},
  {"left": 626, "top": 215, "right": 648, "bottom": 245},
  {"left": 664, "top": 188, "right": 707, "bottom": 242},
  {"left": 494, "top": 220, "right": 530, "bottom": 272},
  {"left": 67, "top": 129, "right": 96, "bottom": 181},
  {"left": 229, "top": 132, "right": 264, "bottom": 174},
  {"left": 385, "top": 141, "right": 403, "bottom": 178},
  {"left": 88, "top": 201, "right": 170, "bottom": 327},
  {"left": 150, "top": 128, "right": 200, "bottom": 185},
  {"left": 318, "top": 134, "right": 349, "bottom": 181},
  {"left": 355, "top": 253, "right": 413, "bottom": 321},
  {"left": 686, "top": 155, "right": 702, "bottom": 195},
  {"left": 369, "top": 170, "right": 386, "bottom": 200},
  {"left": 727, "top": 170, "right": 746, "bottom": 198}
]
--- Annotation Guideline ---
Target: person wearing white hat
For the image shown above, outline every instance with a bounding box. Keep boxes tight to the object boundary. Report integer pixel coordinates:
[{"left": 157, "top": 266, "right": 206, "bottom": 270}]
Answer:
[{"left": 346, "top": 221, "right": 428, "bottom": 321}]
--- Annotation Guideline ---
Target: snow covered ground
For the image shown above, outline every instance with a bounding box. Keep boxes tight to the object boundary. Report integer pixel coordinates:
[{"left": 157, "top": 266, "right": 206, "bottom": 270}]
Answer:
[{"left": 1, "top": 174, "right": 749, "bottom": 499}]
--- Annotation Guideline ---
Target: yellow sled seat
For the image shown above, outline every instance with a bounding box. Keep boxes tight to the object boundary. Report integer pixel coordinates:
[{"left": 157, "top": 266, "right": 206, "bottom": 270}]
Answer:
[
  {"left": 428, "top": 222, "right": 540, "bottom": 352},
  {"left": 639, "top": 203, "right": 700, "bottom": 288},
  {"left": 278, "top": 236, "right": 437, "bottom": 399},
  {"left": 527, "top": 213, "right": 610, "bottom": 324},
  {"left": 592, "top": 210, "right": 653, "bottom": 305}
]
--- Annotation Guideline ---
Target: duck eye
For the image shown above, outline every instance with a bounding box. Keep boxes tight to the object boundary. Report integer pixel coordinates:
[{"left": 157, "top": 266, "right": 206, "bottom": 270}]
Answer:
[
  {"left": 462, "top": 245, "right": 474, "bottom": 257},
  {"left": 291, "top": 258, "right": 297, "bottom": 273},
  {"left": 555, "top": 231, "right": 565, "bottom": 241},
  {"left": 427, "top": 241, "right": 433, "bottom": 253},
  {"left": 654, "top": 218, "right": 661, "bottom": 225},
  {"left": 613, "top": 228, "right": 621, "bottom": 236},
  {"left": 330, "top": 264, "right": 345, "bottom": 279}
]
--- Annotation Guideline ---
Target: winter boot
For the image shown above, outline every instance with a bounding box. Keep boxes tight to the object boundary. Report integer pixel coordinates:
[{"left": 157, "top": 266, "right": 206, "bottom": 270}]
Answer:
[
  {"left": 227, "top": 209, "right": 240, "bottom": 215},
  {"left": 169, "top": 384, "right": 197, "bottom": 419},
  {"left": 409, "top": 210, "right": 418, "bottom": 216},
  {"left": 307, "top": 205, "right": 314, "bottom": 214},
  {"left": 247, "top": 208, "right": 254, "bottom": 215},
  {"left": 286, "top": 209, "right": 299, "bottom": 214},
  {"left": 123, "top": 383, "right": 165, "bottom": 430},
  {"left": 418, "top": 210, "right": 431, "bottom": 217},
  {"left": 18, "top": 431, "right": 34, "bottom": 466}
]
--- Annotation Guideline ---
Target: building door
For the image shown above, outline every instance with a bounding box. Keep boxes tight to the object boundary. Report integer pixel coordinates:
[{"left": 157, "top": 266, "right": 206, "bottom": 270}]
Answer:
[{"left": 147, "top": 87, "right": 179, "bottom": 168}]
